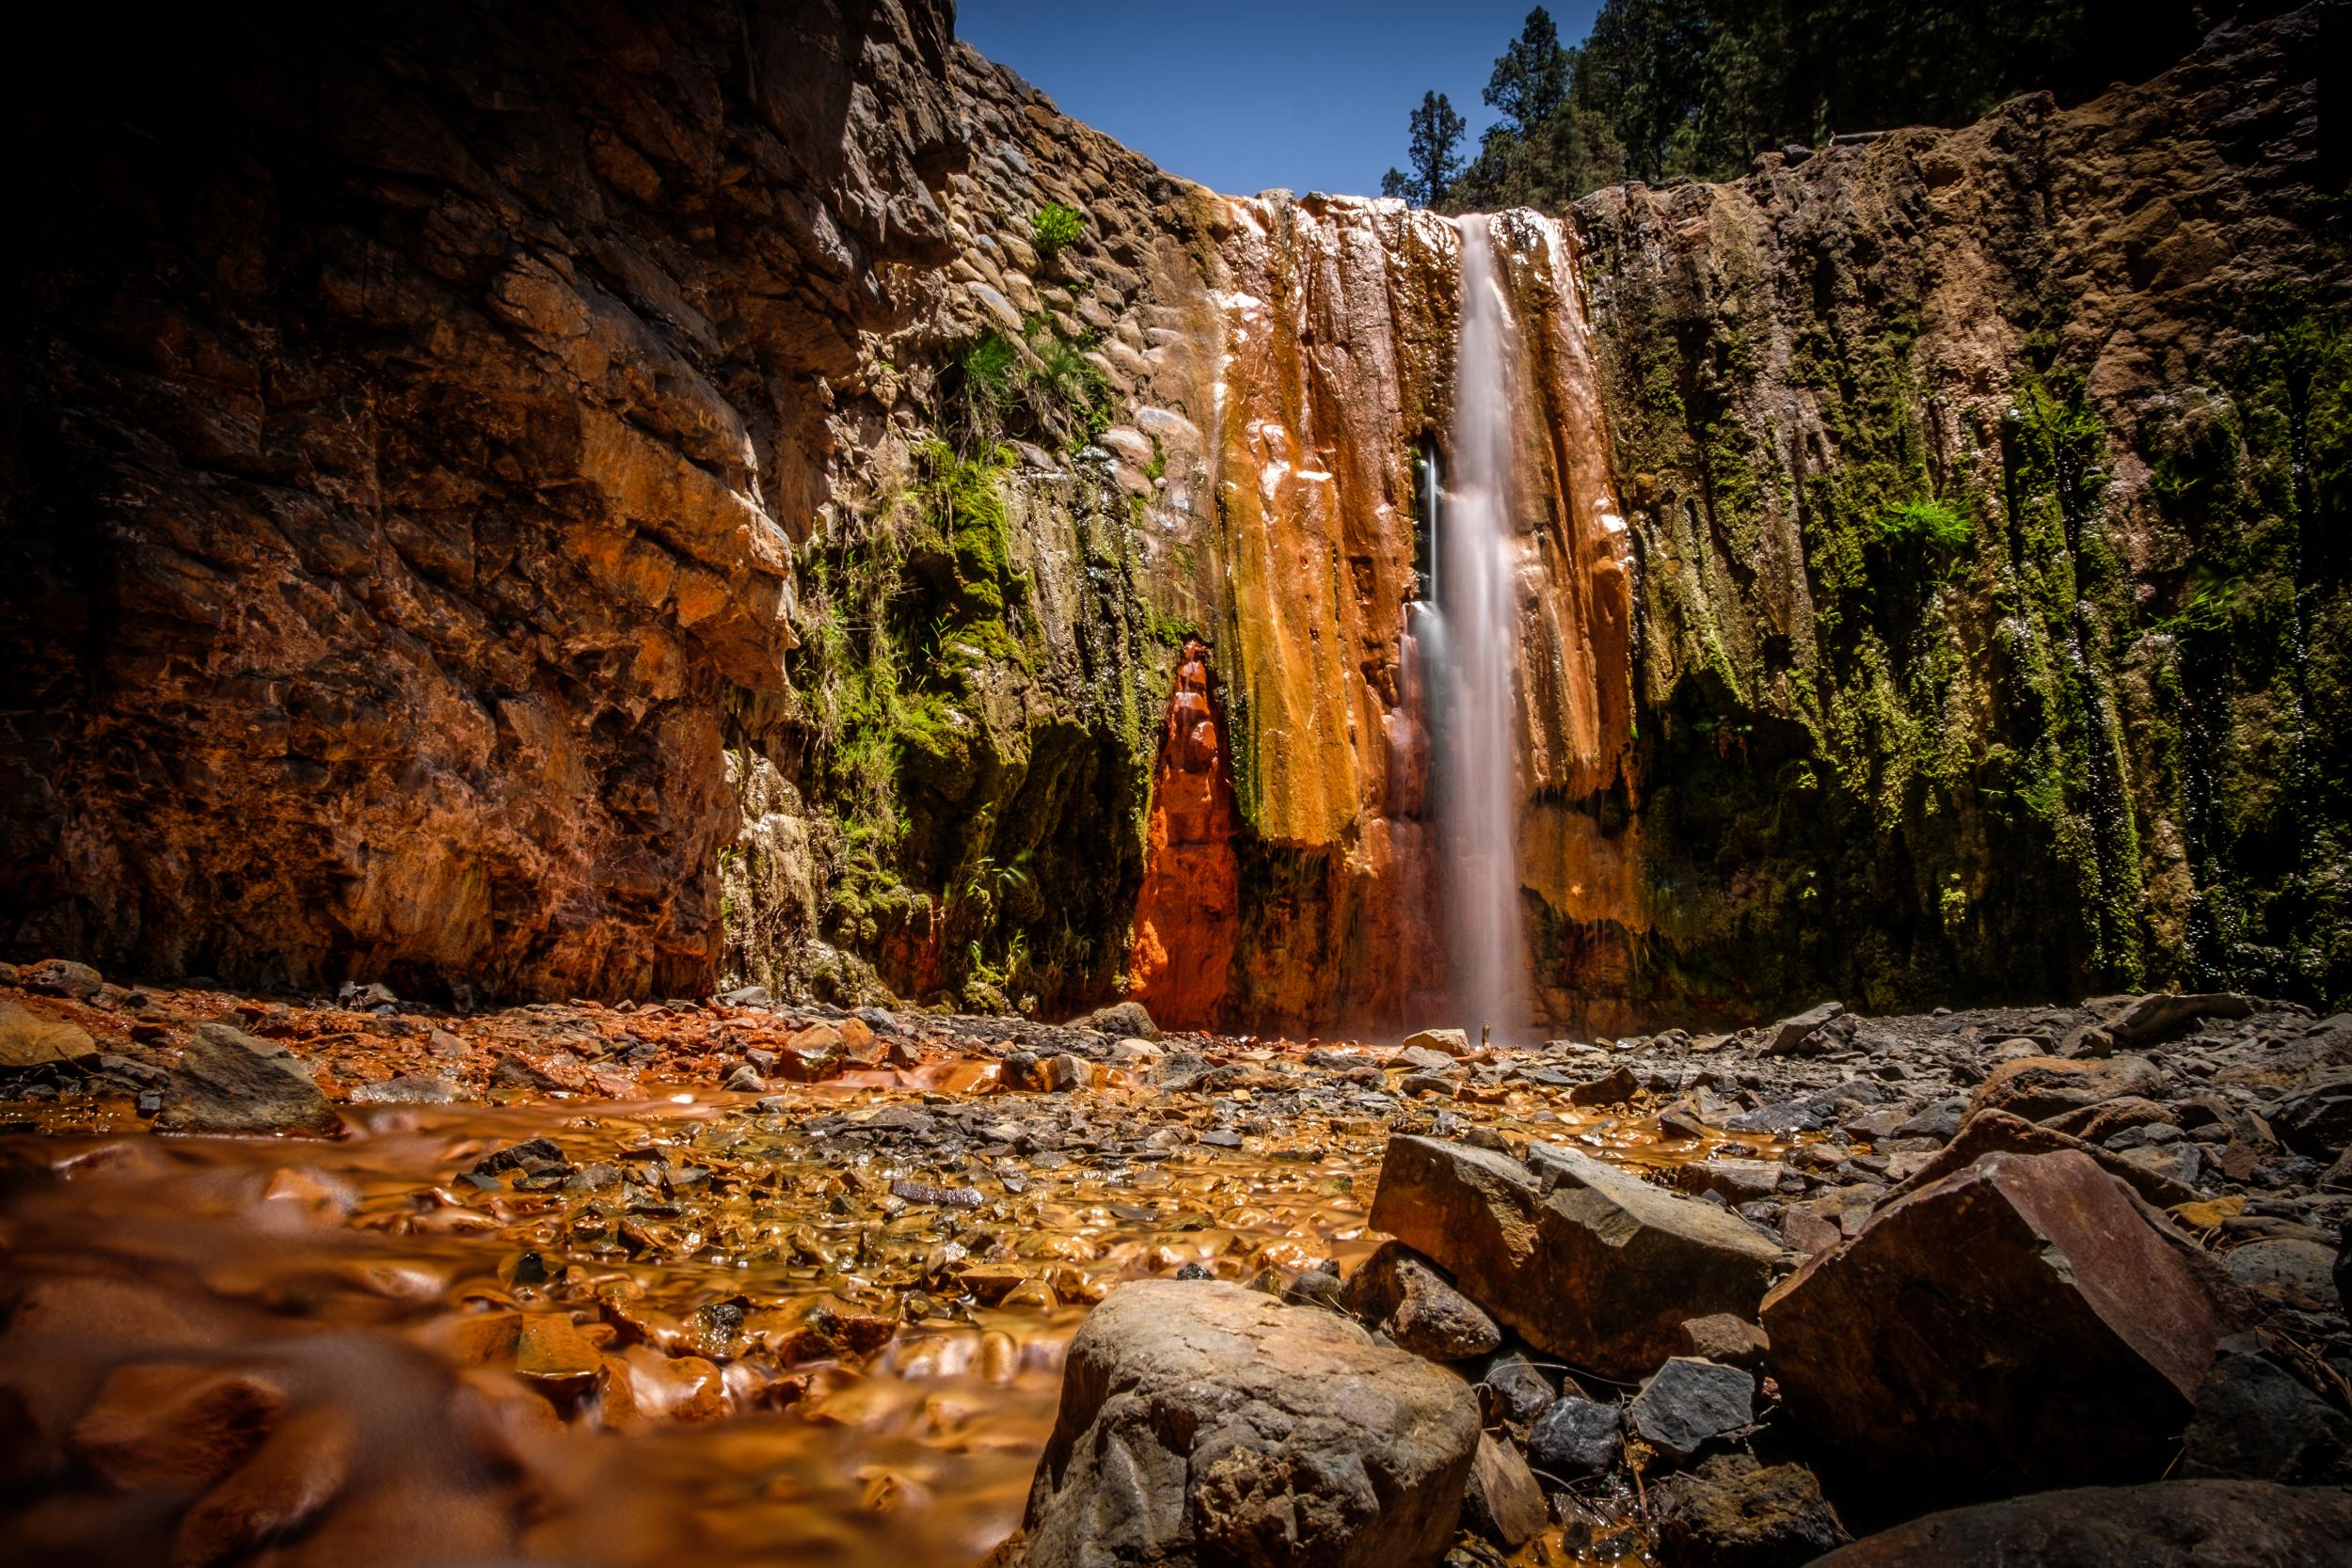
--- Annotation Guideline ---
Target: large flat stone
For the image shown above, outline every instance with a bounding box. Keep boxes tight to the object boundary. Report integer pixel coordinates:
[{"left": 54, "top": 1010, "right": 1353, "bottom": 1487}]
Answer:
[
  {"left": 1013, "top": 1280, "right": 1478, "bottom": 1568},
  {"left": 156, "top": 1023, "right": 341, "bottom": 1137},
  {"left": 1762, "top": 1150, "right": 2235, "bottom": 1508},
  {"left": 1809, "top": 1481, "right": 2352, "bottom": 1568},
  {"left": 1369, "top": 1136, "right": 1784, "bottom": 1380}
]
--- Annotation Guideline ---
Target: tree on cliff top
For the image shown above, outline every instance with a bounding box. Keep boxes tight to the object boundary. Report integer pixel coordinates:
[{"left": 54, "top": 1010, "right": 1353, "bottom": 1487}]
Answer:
[
  {"left": 1399, "top": 0, "right": 2216, "bottom": 212},
  {"left": 1381, "top": 90, "right": 1468, "bottom": 206}
]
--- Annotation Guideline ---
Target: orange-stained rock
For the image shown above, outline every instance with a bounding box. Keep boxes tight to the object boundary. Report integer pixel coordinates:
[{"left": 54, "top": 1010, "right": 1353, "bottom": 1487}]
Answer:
[
  {"left": 172, "top": 1402, "right": 356, "bottom": 1568},
  {"left": 1127, "top": 640, "right": 1242, "bottom": 1029},
  {"left": 67, "top": 1362, "right": 286, "bottom": 1490}
]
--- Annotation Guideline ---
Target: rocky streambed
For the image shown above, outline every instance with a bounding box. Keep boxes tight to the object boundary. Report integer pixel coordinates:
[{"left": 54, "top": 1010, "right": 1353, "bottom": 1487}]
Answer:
[{"left": 1, "top": 960, "right": 2348, "bottom": 1566}]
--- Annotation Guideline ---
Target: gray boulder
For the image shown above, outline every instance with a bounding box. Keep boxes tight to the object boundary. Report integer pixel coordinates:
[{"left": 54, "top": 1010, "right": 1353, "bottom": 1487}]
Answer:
[
  {"left": 1013, "top": 1280, "right": 1479, "bottom": 1568},
  {"left": 1072, "top": 1001, "right": 1159, "bottom": 1040},
  {"left": 156, "top": 1023, "right": 340, "bottom": 1136}
]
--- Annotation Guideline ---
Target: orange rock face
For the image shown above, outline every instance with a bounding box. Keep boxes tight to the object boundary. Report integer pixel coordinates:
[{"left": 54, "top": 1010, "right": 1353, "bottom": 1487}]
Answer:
[{"left": 1126, "top": 641, "right": 1241, "bottom": 1030}]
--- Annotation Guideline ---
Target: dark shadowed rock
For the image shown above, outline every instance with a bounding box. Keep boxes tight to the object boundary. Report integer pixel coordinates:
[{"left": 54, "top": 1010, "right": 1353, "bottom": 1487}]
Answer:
[
  {"left": 2266, "top": 1069, "right": 2352, "bottom": 1156},
  {"left": 1462, "top": 1433, "right": 1548, "bottom": 1549},
  {"left": 1337, "top": 1241, "right": 1501, "bottom": 1361},
  {"left": 1762, "top": 1150, "right": 2236, "bottom": 1507},
  {"left": 1566, "top": 1065, "right": 1641, "bottom": 1106},
  {"left": 1480, "top": 1351, "right": 1557, "bottom": 1428},
  {"left": 155, "top": 1024, "right": 340, "bottom": 1136},
  {"left": 2180, "top": 1336, "right": 2352, "bottom": 1484},
  {"left": 1808, "top": 1481, "right": 2352, "bottom": 1568},
  {"left": 1628, "top": 1358, "right": 1754, "bottom": 1460},
  {"left": 1529, "top": 1395, "right": 1621, "bottom": 1478},
  {"left": 1367, "top": 1136, "right": 1784, "bottom": 1380},
  {"left": 2222, "top": 1238, "right": 2343, "bottom": 1310},
  {"left": 1014, "top": 1280, "right": 1478, "bottom": 1568},
  {"left": 1654, "top": 1455, "right": 1844, "bottom": 1568},
  {"left": 1763, "top": 1002, "right": 1844, "bottom": 1057}
]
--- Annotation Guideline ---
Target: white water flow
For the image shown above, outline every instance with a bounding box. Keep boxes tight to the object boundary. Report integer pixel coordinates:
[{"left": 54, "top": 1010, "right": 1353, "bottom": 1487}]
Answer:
[{"left": 1437, "top": 218, "right": 1527, "bottom": 1040}]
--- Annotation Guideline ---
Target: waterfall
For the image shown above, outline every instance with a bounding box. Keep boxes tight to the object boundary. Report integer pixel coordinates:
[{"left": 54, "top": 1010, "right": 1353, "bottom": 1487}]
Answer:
[{"left": 1432, "top": 217, "right": 1528, "bottom": 1040}]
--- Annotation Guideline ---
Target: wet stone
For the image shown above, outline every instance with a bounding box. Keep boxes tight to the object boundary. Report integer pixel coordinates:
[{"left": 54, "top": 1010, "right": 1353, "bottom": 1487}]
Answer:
[
  {"left": 1338, "top": 1241, "right": 1501, "bottom": 1361},
  {"left": 1655, "top": 1455, "right": 1844, "bottom": 1568},
  {"left": 1529, "top": 1395, "right": 1621, "bottom": 1478},
  {"left": 1629, "top": 1357, "right": 1755, "bottom": 1461}
]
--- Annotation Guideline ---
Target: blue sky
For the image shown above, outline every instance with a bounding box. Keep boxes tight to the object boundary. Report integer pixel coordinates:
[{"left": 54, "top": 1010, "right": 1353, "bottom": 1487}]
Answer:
[{"left": 955, "top": 2, "right": 1602, "bottom": 198}]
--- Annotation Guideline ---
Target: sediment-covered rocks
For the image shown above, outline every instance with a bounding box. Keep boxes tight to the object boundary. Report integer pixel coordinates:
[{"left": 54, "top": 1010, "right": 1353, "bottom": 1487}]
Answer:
[
  {"left": 1370, "top": 1135, "right": 1785, "bottom": 1379},
  {"left": 1013, "top": 1280, "right": 1479, "bottom": 1568},
  {"left": 1762, "top": 1149, "right": 2233, "bottom": 1505}
]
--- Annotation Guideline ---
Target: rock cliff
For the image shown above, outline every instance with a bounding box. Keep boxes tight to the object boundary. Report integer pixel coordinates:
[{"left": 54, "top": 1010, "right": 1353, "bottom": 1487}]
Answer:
[{"left": 2, "top": 2, "right": 2343, "bottom": 1027}]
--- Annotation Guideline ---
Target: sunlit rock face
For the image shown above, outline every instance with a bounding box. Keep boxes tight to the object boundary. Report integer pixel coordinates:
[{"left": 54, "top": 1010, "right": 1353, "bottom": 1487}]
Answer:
[
  {"left": 1124, "top": 641, "right": 1240, "bottom": 1030},
  {"left": 1168, "top": 200, "right": 1638, "bottom": 1034}
]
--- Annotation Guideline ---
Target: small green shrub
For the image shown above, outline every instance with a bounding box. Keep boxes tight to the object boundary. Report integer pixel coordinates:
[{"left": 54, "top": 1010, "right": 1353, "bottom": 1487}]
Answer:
[
  {"left": 1031, "top": 202, "right": 1085, "bottom": 259},
  {"left": 1879, "top": 496, "right": 1972, "bottom": 551}
]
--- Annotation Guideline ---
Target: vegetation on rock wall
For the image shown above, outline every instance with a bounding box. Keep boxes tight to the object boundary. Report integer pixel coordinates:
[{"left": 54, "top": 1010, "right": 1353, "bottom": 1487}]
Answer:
[
  {"left": 1585, "top": 158, "right": 2348, "bottom": 1018},
  {"left": 738, "top": 312, "right": 1157, "bottom": 1013}
]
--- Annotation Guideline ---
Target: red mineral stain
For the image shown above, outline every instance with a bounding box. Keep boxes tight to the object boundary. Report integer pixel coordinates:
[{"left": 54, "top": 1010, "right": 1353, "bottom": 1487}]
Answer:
[{"left": 1126, "top": 639, "right": 1241, "bottom": 1029}]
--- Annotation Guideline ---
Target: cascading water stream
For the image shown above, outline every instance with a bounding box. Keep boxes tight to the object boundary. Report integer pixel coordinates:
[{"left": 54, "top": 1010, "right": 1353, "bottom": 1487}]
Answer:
[{"left": 1430, "top": 217, "right": 1528, "bottom": 1040}]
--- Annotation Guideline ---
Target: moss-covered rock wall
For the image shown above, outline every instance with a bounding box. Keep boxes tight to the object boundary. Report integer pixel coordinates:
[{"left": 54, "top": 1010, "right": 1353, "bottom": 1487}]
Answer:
[{"left": 1574, "top": 5, "right": 2348, "bottom": 1018}]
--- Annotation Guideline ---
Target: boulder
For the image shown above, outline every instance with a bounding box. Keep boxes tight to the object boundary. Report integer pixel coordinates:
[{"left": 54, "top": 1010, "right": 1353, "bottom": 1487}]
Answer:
[
  {"left": 2180, "top": 1335, "right": 2352, "bottom": 1484},
  {"left": 1968, "top": 1054, "right": 2166, "bottom": 1124},
  {"left": 1883, "top": 1107, "right": 2201, "bottom": 1208},
  {"left": 1013, "top": 1280, "right": 1478, "bottom": 1568},
  {"left": 1528, "top": 1395, "right": 1621, "bottom": 1478},
  {"left": 1654, "top": 1456, "right": 1844, "bottom": 1568},
  {"left": 24, "top": 958, "right": 103, "bottom": 1000},
  {"left": 1628, "top": 1357, "right": 1754, "bottom": 1460},
  {"left": 0, "top": 1001, "right": 99, "bottom": 1072},
  {"left": 1763, "top": 1002, "right": 1844, "bottom": 1057},
  {"left": 1809, "top": 1481, "right": 2352, "bottom": 1568},
  {"left": 1761, "top": 1150, "right": 2235, "bottom": 1508},
  {"left": 2222, "top": 1238, "right": 2342, "bottom": 1310},
  {"left": 1073, "top": 1001, "right": 1159, "bottom": 1040},
  {"left": 1675, "top": 1159, "right": 1786, "bottom": 1204},
  {"left": 2266, "top": 1069, "right": 2352, "bottom": 1156},
  {"left": 1566, "top": 1065, "right": 1641, "bottom": 1106},
  {"left": 1337, "top": 1241, "right": 1501, "bottom": 1361},
  {"left": 1677, "top": 1314, "right": 1770, "bottom": 1370},
  {"left": 1369, "top": 1136, "right": 1784, "bottom": 1380},
  {"left": 1401, "top": 1027, "right": 1470, "bottom": 1057},
  {"left": 1462, "top": 1433, "right": 1547, "bottom": 1549},
  {"left": 155, "top": 1023, "right": 340, "bottom": 1136},
  {"left": 1480, "top": 1351, "right": 1557, "bottom": 1428},
  {"left": 2104, "top": 991, "right": 2253, "bottom": 1046}
]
